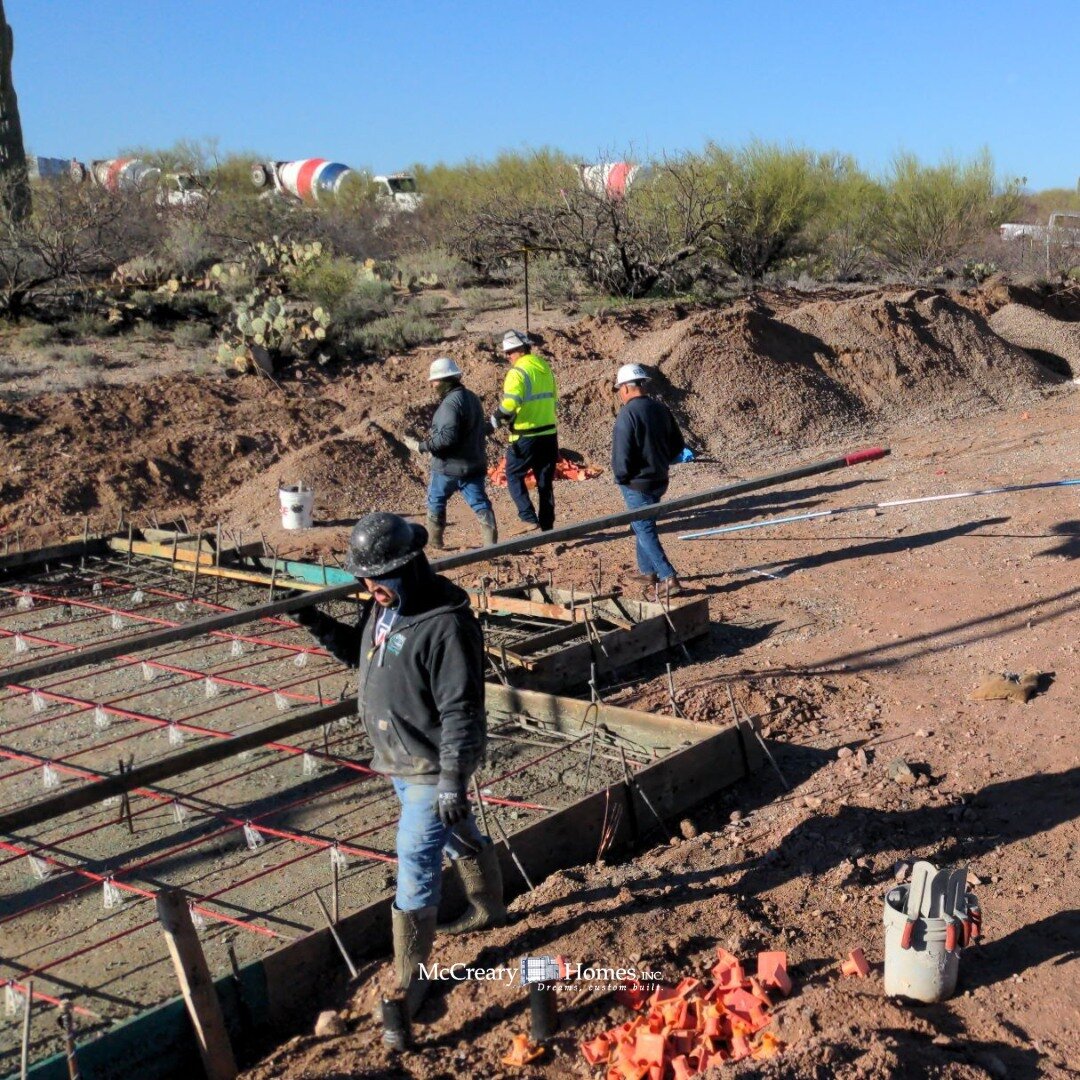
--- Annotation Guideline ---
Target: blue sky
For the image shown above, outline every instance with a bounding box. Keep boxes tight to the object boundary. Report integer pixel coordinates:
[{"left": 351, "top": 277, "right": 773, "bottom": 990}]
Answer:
[{"left": 9, "top": 0, "right": 1080, "bottom": 189}]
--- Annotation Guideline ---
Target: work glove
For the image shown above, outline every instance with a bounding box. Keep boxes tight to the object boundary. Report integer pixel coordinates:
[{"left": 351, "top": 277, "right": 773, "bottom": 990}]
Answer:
[
  {"left": 403, "top": 435, "right": 421, "bottom": 453},
  {"left": 486, "top": 415, "right": 501, "bottom": 437},
  {"left": 436, "top": 777, "right": 470, "bottom": 827}
]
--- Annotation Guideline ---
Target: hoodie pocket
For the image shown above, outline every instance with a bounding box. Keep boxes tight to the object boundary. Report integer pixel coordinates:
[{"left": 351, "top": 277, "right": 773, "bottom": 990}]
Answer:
[{"left": 370, "top": 713, "right": 431, "bottom": 775}]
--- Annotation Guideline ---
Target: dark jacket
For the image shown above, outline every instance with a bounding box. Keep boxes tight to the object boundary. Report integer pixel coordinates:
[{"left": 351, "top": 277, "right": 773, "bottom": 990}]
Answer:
[
  {"left": 419, "top": 384, "right": 487, "bottom": 479},
  {"left": 611, "top": 395, "right": 685, "bottom": 491},
  {"left": 299, "top": 573, "right": 486, "bottom": 784}
]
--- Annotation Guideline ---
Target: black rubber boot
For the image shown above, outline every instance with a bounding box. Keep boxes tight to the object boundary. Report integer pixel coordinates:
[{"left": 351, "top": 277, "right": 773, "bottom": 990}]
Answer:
[
  {"left": 381, "top": 905, "right": 437, "bottom": 1048},
  {"left": 426, "top": 513, "right": 446, "bottom": 550},
  {"left": 477, "top": 509, "right": 498, "bottom": 547},
  {"left": 439, "top": 843, "right": 507, "bottom": 935}
]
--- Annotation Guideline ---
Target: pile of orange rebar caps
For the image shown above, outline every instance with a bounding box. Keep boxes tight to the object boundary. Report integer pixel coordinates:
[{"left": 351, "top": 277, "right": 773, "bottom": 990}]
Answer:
[{"left": 580, "top": 948, "right": 789, "bottom": 1078}]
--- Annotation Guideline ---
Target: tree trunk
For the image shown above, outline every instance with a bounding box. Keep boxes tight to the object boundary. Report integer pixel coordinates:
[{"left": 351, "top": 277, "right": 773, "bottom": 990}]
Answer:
[{"left": 0, "top": 0, "right": 29, "bottom": 221}]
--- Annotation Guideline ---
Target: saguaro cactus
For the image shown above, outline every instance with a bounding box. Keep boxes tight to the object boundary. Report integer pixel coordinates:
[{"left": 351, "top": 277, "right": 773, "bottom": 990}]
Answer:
[{"left": 0, "top": 0, "right": 29, "bottom": 221}]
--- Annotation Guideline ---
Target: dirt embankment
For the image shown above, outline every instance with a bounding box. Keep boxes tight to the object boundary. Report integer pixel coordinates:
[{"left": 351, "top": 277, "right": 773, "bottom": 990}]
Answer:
[{"left": 0, "top": 283, "right": 1074, "bottom": 538}]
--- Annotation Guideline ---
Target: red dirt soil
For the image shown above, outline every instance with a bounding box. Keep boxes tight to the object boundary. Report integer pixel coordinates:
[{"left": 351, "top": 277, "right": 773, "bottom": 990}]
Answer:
[{"left": 2, "top": 283, "right": 1079, "bottom": 1078}]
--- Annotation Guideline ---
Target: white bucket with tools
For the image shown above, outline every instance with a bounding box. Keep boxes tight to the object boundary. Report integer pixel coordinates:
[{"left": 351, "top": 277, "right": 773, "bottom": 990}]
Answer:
[
  {"left": 883, "top": 860, "right": 981, "bottom": 1002},
  {"left": 278, "top": 484, "right": 315, "bottom": 530}
]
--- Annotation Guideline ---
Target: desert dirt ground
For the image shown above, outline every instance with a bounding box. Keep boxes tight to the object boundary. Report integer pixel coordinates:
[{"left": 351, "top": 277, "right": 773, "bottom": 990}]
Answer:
[
  {"left": 243, "top": 388, "right": 1080, "bottom": 1080},
  {"left": 1, "top": 282, "right": 1078, "bottom": 1078}
]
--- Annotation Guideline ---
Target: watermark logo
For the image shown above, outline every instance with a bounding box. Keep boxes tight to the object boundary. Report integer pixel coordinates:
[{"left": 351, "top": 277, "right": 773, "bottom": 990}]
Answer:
[{"left": 520, "top": 956, "right": 570, "bottom": 984}]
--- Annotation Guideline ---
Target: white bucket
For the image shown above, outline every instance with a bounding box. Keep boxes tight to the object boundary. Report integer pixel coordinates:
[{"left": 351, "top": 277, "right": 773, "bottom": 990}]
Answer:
[
  {"left": 882, "top": 883, "right": 978, "bottom": 1002},
  {"left": 279, "top": 484, "right": 314, "bottom": 530}
]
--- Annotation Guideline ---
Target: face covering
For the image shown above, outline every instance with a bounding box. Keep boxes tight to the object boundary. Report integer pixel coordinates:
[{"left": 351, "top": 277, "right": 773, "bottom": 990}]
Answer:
[{"left": 369, "top": 553, "right": 436, "bottom": 618}]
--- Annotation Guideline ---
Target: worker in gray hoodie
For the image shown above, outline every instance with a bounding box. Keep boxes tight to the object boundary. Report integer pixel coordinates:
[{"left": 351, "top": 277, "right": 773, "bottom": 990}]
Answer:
[
  {"left": 294, "top": 513, "right": 504, "bottom": 1051},
  {"left": 404, "top": 357, "right": 497, "bottom": 549}
]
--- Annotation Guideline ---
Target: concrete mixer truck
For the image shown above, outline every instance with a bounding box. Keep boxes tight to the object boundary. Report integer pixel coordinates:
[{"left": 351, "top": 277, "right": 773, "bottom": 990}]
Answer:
[
  {"left": 69, "top": 157, "right": 206, "bottom": 207},
  {"left": 250, "top": 159, "right": 422, "bottom": 212}
]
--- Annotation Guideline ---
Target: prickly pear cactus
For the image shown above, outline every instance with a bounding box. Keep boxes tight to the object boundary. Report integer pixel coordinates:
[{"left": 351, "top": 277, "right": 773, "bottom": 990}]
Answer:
[{"left": 215, "top": 290, "right": 333, "bottom": 374}]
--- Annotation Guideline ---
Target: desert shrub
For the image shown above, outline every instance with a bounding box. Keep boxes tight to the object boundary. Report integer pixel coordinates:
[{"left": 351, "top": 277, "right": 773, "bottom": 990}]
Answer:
[
  {"left": 413, "top": 294, "right": 447, "bottom": 317},
  {"left": 700, "top": 142, "right": 832, "bottom": 280},
  {"left": 352, "top": 310, "right": 440, "bottom": 355},
  {"left": 15, "top": 322, "right": 57, "bottom": 347},
  {"left": 873, "top": 152, "right": 1022, "bottom": 275},
  {"left": 174, "top": 322, "right": 213, "bottom": 346},
  {"left": 393, "top": 248, "right": 469, "bottom": 290},
  {"left": 290, "top": 256, "right": 364, "bottom": 311},
  {"left": 330, "top": 277, "right": 395, "bottom": 334},
  {"left": 811, "top": 158, "right": 886, "bottom": 281},
  {"left": 0, "top": 178, "right": 163, "bottom": 317},
  {"left": 1026, "top": 186, "right": 1080, "bottom": 222},
  {"left": 460, "top": 287, "right": 515, "bottom": 315},
  {"left": 159, "top": 214, "right": 219, "bottom": 277},
  {"left": 66, "top": 346, "right": 100, "bottom": 366},
  {"left": 532, "top": 256, "right": 582, "bottom": 306},
  {"left": 130, "top": 320, "right": 158, "bottom": 341},
  {"left": 62, "top": 312, "right": 116, "bottom": 339}
]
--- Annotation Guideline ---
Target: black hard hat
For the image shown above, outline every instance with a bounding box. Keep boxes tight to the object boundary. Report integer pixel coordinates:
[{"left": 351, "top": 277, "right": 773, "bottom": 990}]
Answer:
[{"left": 344, "top": 513, "right": 428, "bottom": 578}]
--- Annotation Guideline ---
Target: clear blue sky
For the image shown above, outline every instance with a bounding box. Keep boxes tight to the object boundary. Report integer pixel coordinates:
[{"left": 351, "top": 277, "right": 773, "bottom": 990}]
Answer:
[{"left": 9, "top": 0, "right": 1080, "bottom": 190}]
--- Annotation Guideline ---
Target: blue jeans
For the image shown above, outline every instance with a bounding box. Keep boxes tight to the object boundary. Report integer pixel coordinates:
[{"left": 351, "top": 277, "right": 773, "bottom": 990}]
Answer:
[
  {"left": 426, "top": 472, "right": 492, "bottom": 519},
  {"left": 619, "top": 484, "right": 677, "bottom": 581},
  {"left": 392, "top": 777, "right": 488, "bottom": 911},
  {"left": 504, "top": 433, "right": 558, "bottom": 530}
]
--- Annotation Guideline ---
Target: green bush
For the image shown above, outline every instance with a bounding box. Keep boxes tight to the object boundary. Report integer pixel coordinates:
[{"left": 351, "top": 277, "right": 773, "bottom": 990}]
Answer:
[
  {"left": 352, "top": 311, "right": 441, "bottom": 355},
  {"left": 15, "top": 322, "right": 58, "bottom": 347},
  {"left": 62, "top": 312, "right": 117, "bottom": 339},
  {"left": 174, "top": 322, "right": 213, "bottom": 346},
  {"left": 66, "top": 346, "right": 100, "bottom": 366},
  {"left": 393, "top": 248, "right": 469, "bottom": 290},
  {"left": 532, "top": 256, "right": 582, "bottom": 306},
  {"left": 414, "top": 294, "right": 447, "bottom": 317},
  {"left": 332, "top": 277, "right": 395, "bottom": 334},
  {"left": 460, "top": 287, "right": 515, "bottom": 315},
  {"left": 873, "top": 151, "right": 1022, "bottom": 275},
  {"left": 290, "top": 256, "right": 365, "bottom": 310},
  {"left": 160, "top": 216, "right": 219, "bottom": 277},
  {"left": 700, "top": 141, "right": 831, "bottom": 280}
]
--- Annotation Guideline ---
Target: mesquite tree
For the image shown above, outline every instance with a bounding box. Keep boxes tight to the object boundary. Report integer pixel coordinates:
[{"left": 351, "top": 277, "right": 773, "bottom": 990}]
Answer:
[{"left": 0, "top": 0, "right": 29, "bottom": 221}]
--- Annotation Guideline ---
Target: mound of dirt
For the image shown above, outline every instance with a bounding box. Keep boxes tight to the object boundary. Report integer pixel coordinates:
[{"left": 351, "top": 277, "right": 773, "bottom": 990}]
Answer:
[
  {"left": 779, "top": 289, "right": 1062, "bottom": 419},
  {"left": 988, "top": 303, "right": 1080, "bottom": 380},
  {"left": 655, "top": 303, "right": 864, "bottom": 453},
  {"left": 216, "top": 422, "right": 429, "bottom": 530},
  {"left": 0, "top": 378, "right": 345, "bottom": 532}
]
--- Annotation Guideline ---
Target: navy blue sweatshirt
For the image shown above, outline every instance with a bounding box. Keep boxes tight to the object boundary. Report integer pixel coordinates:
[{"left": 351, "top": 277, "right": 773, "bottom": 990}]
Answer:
[{"left": 611, "top": 395, "right": 685, "bottom": 491}]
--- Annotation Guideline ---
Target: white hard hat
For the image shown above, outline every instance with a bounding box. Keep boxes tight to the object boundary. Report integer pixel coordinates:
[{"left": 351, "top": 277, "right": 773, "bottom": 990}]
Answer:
[
  {"left": 614, "top": 363, "right": 651, "bottom": 388},
  {"left": 501, "top": 330, "right": 530, "bottom": 353},
  {"left": 428, "top": 357, "right": 462, "bottom": 381}
]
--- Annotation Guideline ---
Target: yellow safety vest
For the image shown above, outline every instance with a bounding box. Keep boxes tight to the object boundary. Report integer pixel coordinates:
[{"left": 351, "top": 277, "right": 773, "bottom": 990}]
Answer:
[{"left": 499, "top": 353, "right": 557, "bottom": 441}]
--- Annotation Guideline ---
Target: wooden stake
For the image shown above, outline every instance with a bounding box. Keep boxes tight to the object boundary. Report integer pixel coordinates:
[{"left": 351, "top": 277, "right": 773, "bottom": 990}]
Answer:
[
  {"left": 19, "top": 980, "right": 32, "bottom": 1080},
  {"left": 156, "top": 889, "right": 238, "bottom": 1080}
]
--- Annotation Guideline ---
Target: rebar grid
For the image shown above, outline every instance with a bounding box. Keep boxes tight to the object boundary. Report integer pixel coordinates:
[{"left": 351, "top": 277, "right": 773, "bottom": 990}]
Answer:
[{"left": 0, "top": 551, "right": 640, "bottom": 1073}]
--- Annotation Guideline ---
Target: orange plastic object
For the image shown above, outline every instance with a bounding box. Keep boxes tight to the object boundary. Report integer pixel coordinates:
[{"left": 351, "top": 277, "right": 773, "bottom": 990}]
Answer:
[
  {"left": 756, "top": 951, "right": 792, "bottom": 995},
  {"left": 502, "top": 1033, "right": 544, "bottom": 1067},
  {"left": 634, "top": 1031, "right": 667, "bottom": 1067},
  {"left": 615, "top": 981, "right": 650, "bottom": 1012},
  {"left": 670, "top": 1054, "right": 699, "bottom": 1080},
  {"left": 582, "top": 1035, "right": 612, "bottom": 1065},
  {"left": 841, "top": 947, "right": 871, "bottom": 977},
  {"left": 615, "top": 1061, "right": 650, "bottom": 1080},
  {"left": 710, "top": 950, "right": 745, "bottom": 988},
  {"left": 488, "top": 453, "right": 602, "bottom": 489},
  {"left": 752, "top": 1031, "right": 785, "bottom": 1059}
]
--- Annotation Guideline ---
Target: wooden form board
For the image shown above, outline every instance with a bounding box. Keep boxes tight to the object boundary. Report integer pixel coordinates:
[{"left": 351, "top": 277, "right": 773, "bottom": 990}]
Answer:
[
  {"left": 482, "top": 588, "right": 710, "bottom": 694},
  {"left": 23, "top": 696, "right": 763, "bottom": 1080}
]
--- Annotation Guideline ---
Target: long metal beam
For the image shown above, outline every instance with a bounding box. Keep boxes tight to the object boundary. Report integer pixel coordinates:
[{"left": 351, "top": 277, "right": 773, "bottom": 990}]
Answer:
[
  {"left": 0, "top": 447, "right": 887, "bottom": 689},
  {"left": 0, "top": 699, "right": 357, "bottom": 836}
]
